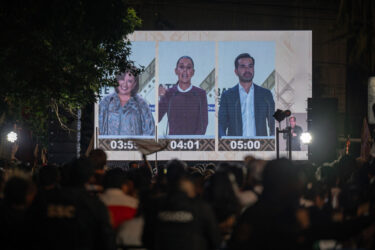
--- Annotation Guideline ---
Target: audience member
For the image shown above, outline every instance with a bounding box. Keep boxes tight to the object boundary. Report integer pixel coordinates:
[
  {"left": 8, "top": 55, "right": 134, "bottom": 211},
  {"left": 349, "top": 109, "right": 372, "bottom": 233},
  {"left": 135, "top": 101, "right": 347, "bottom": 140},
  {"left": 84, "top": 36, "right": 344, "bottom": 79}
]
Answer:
[
  {"left": 143, "top": 159, "right": 220, "bottom": 250},
  {"left": 203, "top": 170, "right": 240, "bottom": 245},
  {"left": 0, "top": 175, "right": 36, "bottom": 250},
  {"left": 37, "top": 165, "right": 60, "bottom": 191},
  {"left": 100, "top": 168, "right": 138, "bottom": 229},
  {"left": 88, "top": 149, "right": 108, "bottom": 193},
  {"left": 228, "top": 159, "right": 306, "bottom": 249},
  {"left": 2, "top": 141, "right": 375, "bottom": 250},
  {"left": 28, "top": 158, "right": 116, "bottom": 250}
]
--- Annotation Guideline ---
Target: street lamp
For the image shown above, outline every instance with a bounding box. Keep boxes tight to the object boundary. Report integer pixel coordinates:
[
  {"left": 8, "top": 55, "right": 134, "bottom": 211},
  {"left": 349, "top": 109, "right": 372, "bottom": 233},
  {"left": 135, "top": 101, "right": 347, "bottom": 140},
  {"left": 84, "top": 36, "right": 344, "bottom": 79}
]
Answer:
[
  {"left": 7, "top": 131, "right": 17, "bottom": 143},
  {"left": 300, "top": 132, "right": 312, "bottom": 144}
]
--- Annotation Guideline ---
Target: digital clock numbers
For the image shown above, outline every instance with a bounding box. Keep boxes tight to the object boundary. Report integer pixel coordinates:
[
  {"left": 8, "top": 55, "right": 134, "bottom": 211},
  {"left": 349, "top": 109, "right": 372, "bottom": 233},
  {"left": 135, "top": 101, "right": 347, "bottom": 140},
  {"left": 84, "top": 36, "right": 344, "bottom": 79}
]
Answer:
[
  {"left": 170, "top": 140, "right": 200, "bottom": 150},
  {"left": 229, "top": 140, "right": 261, "bottom": 150},
  {"left": 101, "top": 139, "right": 272, "bottom": 152},
  {"left": 218, "top": 139, "right": 275, "bottom": 151},
  {"left": 109, "top": 140, "right": 138, "bottom": 150}
]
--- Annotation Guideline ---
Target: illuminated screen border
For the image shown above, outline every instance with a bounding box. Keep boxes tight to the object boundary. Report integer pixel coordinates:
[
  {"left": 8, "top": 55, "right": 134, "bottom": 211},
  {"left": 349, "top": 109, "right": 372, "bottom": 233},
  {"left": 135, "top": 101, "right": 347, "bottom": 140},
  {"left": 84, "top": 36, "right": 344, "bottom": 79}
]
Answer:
[{"left": 94, "top": 31, "right": 312, "bottom": 161}]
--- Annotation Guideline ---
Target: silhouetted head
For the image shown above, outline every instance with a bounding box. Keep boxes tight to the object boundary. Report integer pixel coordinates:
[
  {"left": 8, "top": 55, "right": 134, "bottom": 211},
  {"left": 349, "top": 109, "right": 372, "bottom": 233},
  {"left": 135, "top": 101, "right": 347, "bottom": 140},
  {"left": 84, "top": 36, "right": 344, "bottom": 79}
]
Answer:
[
  {"left": 4, "top": 176, "right": 36, "bottom": 209},
  {"left": 38, "top": 165, "right": 60, "bottom": 189},
  {"left": 66, "top": 158, "right": 94, "bottom": 187},
  {"left": 89, "top": 149, "right": 107, "bottom": 171},
  {"left": 262, "top": 158, "right": 303, "bottom": 202}
]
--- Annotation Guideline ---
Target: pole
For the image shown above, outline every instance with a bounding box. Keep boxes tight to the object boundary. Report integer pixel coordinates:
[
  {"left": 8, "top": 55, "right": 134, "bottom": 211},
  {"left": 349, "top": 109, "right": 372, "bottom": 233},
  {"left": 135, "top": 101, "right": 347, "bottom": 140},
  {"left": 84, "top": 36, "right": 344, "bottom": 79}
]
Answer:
[
  {"left": 276, "top": 127, "right": 280, "bottom": 159},
  {"left": 288, "top": 127, "right": 292, "bottom": 160},
  {"left": 276, "top": 124, "right": 293, "bottom": 160},
  {"left": 155, "top": 125, "right": 158, "bottom": 170}
]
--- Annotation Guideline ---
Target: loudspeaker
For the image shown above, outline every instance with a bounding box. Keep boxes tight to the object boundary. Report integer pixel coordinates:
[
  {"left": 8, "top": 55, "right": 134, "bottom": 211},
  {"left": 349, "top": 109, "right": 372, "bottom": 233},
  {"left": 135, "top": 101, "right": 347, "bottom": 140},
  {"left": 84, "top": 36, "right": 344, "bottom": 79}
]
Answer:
[
  {"left": 47, "top": 108, "right": 78, "bottom": 164},
  {"left": 307, "top": 98, "right": 338, "bottom": 164},
  {"left": 80, "top": 104, "right": 94, "bottom": 156}
]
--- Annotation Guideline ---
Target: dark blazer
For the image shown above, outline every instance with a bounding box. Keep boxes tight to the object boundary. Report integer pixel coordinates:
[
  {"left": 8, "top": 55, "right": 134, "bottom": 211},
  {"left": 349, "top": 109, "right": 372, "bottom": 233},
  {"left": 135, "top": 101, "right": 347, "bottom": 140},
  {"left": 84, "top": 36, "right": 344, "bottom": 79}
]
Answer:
[
  {"left": 218, "top": 84, "right": 275, "bottom": 137},
  {"left": 283, "top": 125, "right": 303, "bottom": 151}
]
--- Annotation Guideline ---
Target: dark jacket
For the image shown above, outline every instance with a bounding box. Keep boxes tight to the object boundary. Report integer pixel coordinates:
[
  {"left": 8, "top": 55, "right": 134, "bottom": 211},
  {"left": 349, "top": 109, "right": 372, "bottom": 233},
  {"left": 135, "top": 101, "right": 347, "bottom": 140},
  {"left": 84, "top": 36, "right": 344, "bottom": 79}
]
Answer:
[
  {"left": 158, "top": 85, "right": 208, "bottom": 135},
  {"left": 28, "top": 186, "right": 116, "bottom": 250},
  {"left": 143, "top": 190, "right": 220, "bottom": 250},
  {"left": 283, "top": 125, "right": 303, "bottom": 150},
  {"left": 0, "top": 202, "right": 29, "bottom": 250},
  {"left": 218, "top": 84, "right": 275, "bottom": 137}
]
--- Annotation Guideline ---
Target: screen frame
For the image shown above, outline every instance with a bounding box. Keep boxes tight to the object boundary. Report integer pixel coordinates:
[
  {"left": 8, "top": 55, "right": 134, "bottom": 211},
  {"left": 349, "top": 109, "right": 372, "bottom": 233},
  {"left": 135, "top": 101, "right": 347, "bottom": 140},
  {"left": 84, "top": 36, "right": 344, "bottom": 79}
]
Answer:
[{"left": 94, "top": 30, "right": 312, "bottom": 161}]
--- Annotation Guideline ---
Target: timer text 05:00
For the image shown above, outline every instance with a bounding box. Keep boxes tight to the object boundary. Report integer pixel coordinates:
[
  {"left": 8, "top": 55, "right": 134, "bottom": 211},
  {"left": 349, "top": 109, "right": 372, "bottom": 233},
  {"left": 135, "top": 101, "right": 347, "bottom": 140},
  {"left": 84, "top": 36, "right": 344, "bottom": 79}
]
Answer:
[{"left": 230, "top": 140, "right": 261, "bottom": 150}]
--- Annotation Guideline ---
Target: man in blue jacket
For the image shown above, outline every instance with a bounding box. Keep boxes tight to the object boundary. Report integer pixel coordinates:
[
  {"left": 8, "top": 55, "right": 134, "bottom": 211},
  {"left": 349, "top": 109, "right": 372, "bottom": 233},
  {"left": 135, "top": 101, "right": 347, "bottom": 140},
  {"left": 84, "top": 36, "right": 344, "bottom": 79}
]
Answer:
[{"left": 218, "top": 53, "right": 275, "bottom": 138}]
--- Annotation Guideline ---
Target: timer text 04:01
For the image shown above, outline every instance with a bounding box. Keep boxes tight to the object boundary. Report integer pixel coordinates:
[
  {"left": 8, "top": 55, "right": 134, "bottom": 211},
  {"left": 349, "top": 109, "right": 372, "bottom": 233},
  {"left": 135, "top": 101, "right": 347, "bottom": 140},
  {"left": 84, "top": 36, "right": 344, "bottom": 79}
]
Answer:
[{"left": 170, "top": 140, "right": 200, "bottom": 150}]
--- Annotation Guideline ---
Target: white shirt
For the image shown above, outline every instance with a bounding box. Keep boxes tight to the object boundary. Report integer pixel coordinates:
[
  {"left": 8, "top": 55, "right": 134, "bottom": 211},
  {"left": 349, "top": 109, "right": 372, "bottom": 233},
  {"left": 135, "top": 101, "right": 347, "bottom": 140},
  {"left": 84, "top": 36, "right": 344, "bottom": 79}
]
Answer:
[
  {"left": 177, "top": 83, "right": 193, "bottom": 93},
  {"left": 239, "top": 83, "right": 256, "bottom": 137}
]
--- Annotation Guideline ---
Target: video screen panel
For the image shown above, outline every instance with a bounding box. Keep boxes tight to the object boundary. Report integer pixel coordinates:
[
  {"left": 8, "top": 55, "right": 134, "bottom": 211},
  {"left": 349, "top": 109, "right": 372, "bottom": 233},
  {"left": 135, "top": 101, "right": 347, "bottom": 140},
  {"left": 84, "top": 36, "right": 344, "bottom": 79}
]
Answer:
[
  {"left": 158, "top": 41, "right": 215, "bottom": 152},
  {"left": 218, "top": 41, "right": 275, "bottom": 152},
  {"left": 94, "top": 31, "right": 312, "bottom": 161}
]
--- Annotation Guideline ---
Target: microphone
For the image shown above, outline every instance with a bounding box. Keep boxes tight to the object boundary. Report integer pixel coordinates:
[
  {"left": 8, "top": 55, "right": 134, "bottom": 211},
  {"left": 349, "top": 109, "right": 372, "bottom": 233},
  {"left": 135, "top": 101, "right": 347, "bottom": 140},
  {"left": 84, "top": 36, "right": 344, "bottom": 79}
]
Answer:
[{"left": 264, "top": 97, "right": 275, "bottom": 136}]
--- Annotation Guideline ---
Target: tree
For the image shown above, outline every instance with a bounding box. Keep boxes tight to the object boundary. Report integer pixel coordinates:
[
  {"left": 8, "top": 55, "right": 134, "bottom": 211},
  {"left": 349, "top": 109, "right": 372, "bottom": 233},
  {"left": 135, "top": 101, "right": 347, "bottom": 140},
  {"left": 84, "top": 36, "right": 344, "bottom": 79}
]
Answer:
[{"left": 0, "top": 0, "right": 141, "bottom": 144}]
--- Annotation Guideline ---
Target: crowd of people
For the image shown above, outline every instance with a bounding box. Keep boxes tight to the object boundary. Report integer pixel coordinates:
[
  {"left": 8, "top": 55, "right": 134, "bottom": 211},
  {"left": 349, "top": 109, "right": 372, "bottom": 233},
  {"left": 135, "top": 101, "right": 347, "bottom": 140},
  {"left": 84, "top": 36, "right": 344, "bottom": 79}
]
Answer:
[{"left": 1, "top": 149, "right": 375, "bottom": 250}]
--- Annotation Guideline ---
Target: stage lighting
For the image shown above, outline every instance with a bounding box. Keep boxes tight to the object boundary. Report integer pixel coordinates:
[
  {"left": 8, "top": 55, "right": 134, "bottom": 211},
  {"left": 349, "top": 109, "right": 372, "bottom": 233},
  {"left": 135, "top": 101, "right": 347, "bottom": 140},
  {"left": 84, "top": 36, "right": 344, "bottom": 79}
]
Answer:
[
  {"left": 7, "top": 131, "right": 17, "bottom": 143},
  {"left": 300, "top": 132, "right": 312, "bottom": 144},
  {"left": 273, "top": 109, "right": 291, "bottom": 122}
]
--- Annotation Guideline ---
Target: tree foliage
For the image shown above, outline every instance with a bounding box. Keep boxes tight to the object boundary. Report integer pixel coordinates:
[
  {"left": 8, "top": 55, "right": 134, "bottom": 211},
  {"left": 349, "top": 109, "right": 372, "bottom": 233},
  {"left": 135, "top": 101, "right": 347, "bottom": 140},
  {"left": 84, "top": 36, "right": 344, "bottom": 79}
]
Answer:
[{"left": 0, "top": 0, "right": 141, "bottom": 143}]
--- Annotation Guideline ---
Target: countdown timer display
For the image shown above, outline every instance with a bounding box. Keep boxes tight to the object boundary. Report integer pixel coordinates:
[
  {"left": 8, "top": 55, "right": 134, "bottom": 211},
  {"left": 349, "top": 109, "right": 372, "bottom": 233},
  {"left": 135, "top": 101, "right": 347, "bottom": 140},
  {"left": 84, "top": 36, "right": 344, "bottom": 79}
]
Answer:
[{"left": 95, "top": 31, "right": 311, "bottom": 161}]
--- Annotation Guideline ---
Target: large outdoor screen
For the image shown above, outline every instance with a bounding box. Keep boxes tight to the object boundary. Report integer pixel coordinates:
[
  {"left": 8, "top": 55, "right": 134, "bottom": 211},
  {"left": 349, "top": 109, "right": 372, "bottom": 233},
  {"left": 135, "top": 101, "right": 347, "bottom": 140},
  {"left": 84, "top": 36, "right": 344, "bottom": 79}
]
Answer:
[{"left": 94, "top": 31, "right": 312, "bottom": 161}]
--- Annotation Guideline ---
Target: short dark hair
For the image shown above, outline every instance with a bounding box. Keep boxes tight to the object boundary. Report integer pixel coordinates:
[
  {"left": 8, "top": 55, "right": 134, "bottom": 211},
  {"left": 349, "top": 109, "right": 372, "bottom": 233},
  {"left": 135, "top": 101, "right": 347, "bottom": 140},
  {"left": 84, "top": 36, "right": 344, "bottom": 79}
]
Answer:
[
  {"left": 103, "top": 168, "right": 129, "bottom": 189},
  {"left": 176, "top": 56, "right": 194, "bottom": 68},
  {"left": 38, "top": 165, "right": 60, "bottom": 187},
  {"left": 166, "top": 159, "right": 188, "bottom": 187},
  {"left": 128, "top": 161, "right": 138, "bottom": 169},
  {"left": 116, "top": 68, "right": 139, "bottom": 97},
  {"left": 4, "top": 176, "right": 34, "bottom": 206},
  {"left": 89, "top": 149, "right": 107, "bottom": 170},
  {"left": 68, "top": 158, "right": 94, "bottom": 186},
  {"left": 234, "top": 53, "right": 255, "bottom": 69}
]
